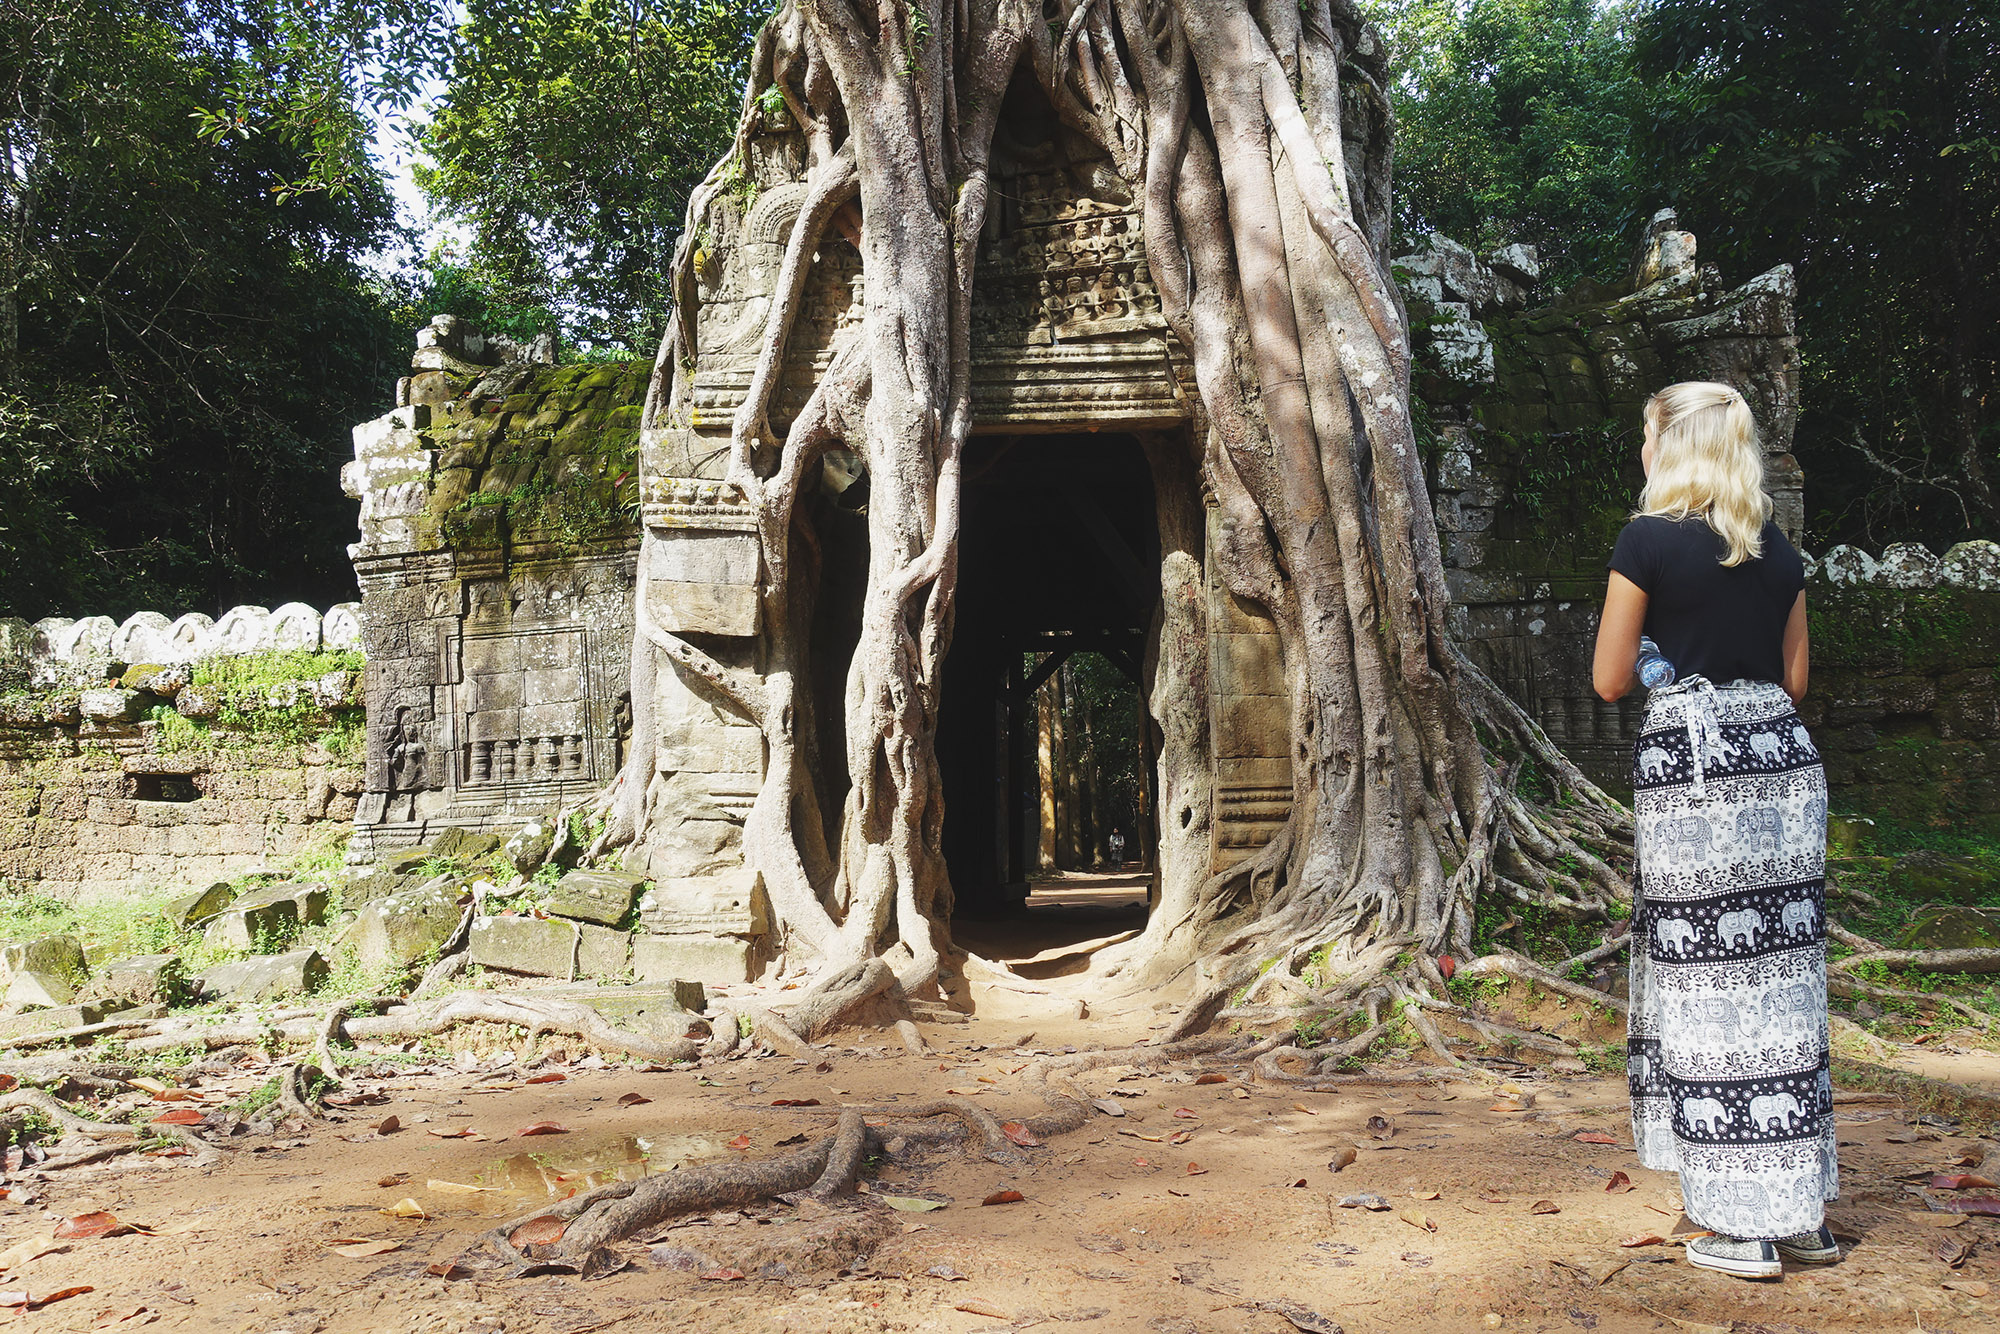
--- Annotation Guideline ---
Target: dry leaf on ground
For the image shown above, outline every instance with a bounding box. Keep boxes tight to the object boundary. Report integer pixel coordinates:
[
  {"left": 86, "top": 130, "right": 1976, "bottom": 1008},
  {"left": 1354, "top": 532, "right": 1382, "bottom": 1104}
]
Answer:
[
  {"left": 1573, "top": 1131, "right": 1618, "bottom": 1145},
  {"left": 325, "top": 1239, "right": 400, "bottom": 1258},
  {"left": 1942, "top": 1279, "right": 1991, "bottom": 1296},
  {"left": 1001, "top": 1122, "right": 1041, "bottom": 1148},
  {"left": 426, "top": 1180, "right": 500, "bottom": 1195},
  {"left": 524, "top": 1073, "right": 566, "bottom": 1085},
  {"left": 1605, "top": 1171, "right": 1635, "bottom": 1193},
  {"left": 957, "top": 1299, "right": 1009, "bottom": 1318},
  {"left": 53, "top": 1215, "right": 130, "bottom": 1241},
  {"left": 878, "top": 1195, "right": 947, "bottom": 1212},
  {"left": 380, "top": 1199, "right": 428, "bottom": 1220},
  {"left": 617, "top": 1092, "right": 651, "bottom": 1106},
  {"left": 518, "top": 1121, "right": 570, "bottom": 1138},
  {"left": 149, "top": 1110, "right": 202, "bottom": 1126},
  {"left": 508, "top": 1216, "right": 567, "bottom": 1248},
  {"left": 1619, "top": 1234, "right": 1665, "bottom": 1248},
  {"left": 1329, "top": 1146, "right": 1358, "bottom": 1172},
  {"left": 1399, "top": 1208, "right": 1437, "bottom": 1232},
  {"left": 982, "top": 1190, "right": 1025, "bottom": 1206},
  {"left": 1530, "top": 1200, "right": 1560, "bottom": 1215},
  {"left": 1194, "top": 1074, "right": 1229, "bottom": 1086}
]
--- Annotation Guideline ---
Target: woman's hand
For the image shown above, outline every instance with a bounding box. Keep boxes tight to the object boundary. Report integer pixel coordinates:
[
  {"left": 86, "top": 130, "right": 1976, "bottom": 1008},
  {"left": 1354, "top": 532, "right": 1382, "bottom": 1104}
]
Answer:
[
  {"left": 1782, "top": 591, "right": 1809, "bottom": 704},
  {"left": 1593, "top": 572, "right": 1649, "bottom": 702}
]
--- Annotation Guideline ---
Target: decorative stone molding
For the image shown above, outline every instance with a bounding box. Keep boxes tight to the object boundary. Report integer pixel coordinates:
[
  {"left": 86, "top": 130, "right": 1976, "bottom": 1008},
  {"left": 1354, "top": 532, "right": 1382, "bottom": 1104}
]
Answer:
[
  {"left": 1807, "top": 540, "right": 2000, "bottom": 591},
  {"left": 1, "top": 604, "right": 364, "bottom": 687}
]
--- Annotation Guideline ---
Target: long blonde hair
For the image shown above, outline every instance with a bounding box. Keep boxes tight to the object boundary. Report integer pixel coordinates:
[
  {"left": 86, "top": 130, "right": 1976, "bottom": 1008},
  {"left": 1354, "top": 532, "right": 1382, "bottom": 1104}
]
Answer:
[{"left": 1637, "top": 381, "right": 1771, "bottom": 566}]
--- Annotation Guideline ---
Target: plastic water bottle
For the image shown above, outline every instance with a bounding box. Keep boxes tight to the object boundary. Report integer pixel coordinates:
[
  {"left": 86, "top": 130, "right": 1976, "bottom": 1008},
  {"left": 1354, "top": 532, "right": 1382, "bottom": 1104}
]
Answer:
[{"left": 1636, "top": 635, "right": 1676, "bottom": 689}]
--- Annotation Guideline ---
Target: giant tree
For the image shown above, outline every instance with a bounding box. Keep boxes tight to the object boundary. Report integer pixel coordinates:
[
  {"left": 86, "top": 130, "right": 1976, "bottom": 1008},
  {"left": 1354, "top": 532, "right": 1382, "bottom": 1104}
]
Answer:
[{"left": 587, "top": 0, "right": 1634, "bottom": 1038}]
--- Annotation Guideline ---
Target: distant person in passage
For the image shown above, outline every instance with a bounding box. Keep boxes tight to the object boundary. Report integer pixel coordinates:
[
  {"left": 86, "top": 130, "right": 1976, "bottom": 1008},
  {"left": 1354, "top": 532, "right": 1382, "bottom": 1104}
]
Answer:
[{"left": 1106, "top": 829, "right": 1126, "bottom": 868}]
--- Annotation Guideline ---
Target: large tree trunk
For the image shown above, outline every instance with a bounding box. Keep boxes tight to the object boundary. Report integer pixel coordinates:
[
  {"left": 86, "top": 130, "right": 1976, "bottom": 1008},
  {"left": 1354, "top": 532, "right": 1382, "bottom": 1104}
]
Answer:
[{"left": 611, "top": 0, "right": 1633, "bottom": 1016}]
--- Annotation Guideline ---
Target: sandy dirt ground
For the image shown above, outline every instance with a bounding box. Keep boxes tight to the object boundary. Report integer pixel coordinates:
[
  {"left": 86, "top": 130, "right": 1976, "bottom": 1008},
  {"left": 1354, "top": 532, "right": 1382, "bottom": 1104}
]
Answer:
[{"left": 0, "top": 883, "right": 1995, "bottom": 1334}]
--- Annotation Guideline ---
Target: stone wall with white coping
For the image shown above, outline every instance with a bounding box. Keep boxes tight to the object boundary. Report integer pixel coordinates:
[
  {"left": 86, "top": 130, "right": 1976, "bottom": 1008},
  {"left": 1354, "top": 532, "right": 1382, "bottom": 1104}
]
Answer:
[
  {"left": 1, "top": 604, "right": 362, "bottom": 691},
  {"left": 1794, "top": 541, "right": 2000, "bottom": 830},
  {"left": 0, "top": 605, "right": 365, "bottom": 898}
]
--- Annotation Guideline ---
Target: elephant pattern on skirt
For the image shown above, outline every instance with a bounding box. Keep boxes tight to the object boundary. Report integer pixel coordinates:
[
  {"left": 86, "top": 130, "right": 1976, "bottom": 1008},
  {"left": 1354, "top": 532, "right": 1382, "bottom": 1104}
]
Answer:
[{"left": 1629, "top": 680, "right": 1834, "bottom": 1241}]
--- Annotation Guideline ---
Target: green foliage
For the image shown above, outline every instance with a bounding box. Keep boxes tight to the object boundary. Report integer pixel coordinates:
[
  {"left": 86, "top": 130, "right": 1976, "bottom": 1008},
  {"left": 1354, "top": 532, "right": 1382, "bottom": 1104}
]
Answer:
[
  {"left": 416, "top": 0, "right": 773, "bottom": 351},
  {"left": 1632, "top": 0, "right": 2000, "bottom": 549},
  {"left": 0, "top": 1, "right": 425, "bottom": 617},
  {"left": 1375, "top": 0, "right": 1646, "bottom": 287}
]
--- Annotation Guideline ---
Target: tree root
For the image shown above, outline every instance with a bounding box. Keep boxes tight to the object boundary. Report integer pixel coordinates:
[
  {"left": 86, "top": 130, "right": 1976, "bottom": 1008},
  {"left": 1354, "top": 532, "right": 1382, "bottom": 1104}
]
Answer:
[
  {"left": 1832, "top": 945, "right": 2000, "bottom": 978},
  {"left": 275, "top": 1063, "right": 326, "bottom": 1123},
  {"left": 1456, "top": 951, "right": 1630, "bottom": 1017},
  {"left": 1828, "top": 973, "right": 1991, "bottom": 1026}
]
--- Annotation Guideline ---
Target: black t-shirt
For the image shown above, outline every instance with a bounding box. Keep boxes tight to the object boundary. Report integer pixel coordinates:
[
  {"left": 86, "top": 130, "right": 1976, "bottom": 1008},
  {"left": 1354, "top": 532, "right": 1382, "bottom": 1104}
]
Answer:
[{"left": 1607, "top": 516, "right": 1804, "bottom": 685}]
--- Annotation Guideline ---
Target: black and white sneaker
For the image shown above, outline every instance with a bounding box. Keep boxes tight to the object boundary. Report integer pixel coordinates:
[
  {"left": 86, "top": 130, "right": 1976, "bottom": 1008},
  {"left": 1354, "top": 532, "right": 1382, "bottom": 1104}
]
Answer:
[
  {"left": 1774, "top": 1226, "right": 1840, "bottom": 1264},
  {"left": 1686, "top": 1235, "right": 1783, "bottom": 1279}
]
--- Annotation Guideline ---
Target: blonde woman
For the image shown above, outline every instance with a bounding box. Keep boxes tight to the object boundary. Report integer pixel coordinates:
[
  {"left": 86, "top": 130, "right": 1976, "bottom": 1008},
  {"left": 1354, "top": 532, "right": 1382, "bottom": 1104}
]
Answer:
[{"left": 1593, "top": 381, "right": 1836, "bottom": 1280}]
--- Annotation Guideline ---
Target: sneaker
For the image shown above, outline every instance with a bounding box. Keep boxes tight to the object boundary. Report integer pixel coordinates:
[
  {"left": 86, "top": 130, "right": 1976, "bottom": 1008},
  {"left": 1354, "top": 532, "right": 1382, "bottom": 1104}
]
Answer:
[
  {"left": 1686, "top": 1234, "right": 1782, "bottom": 1279},
  {"left": 1774, "top": 1226, "right": 1840, "bottom": 1263}
]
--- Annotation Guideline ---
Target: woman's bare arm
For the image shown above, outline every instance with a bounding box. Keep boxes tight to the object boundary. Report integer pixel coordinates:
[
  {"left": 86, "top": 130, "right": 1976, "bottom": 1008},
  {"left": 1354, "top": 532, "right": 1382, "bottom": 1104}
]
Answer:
[
  {"left": 1781, "top": 590, "right": 1809, "bottom": 704},
  {"left": 1593, "top": 571, "right": 1649, "bottom": 702}
]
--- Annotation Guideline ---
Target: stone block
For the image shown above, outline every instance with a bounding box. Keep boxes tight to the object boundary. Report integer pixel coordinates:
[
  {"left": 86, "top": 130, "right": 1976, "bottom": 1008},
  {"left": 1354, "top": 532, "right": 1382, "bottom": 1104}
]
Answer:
[
  {"left": 578, "top": 924, "right": 632, "bottom": 979},
  {"left": 636, "top": 872, "right": 767, "bottom": 936},
  {"left": 1, "top": 934, "right": 85, "bottom": 990},
  {"left": 1891, "top": 850, "right": 1999, "bottom": 906},
  {"left": 203, "top": 883, "right": 328, "bottom": 952},
  {"left": 555, "top": 983, "right": 705, "bottom": 1040},
  {"left": 81, "top": 954, "right": 186, "bottom": 1008},
  {"left": 345, "top": 877, "right": 464, "bottom": 972},
  {"left": 194, "top": 949, "right": 328, "bottom": 1003},
  {"left": 6, "top": 969, "right": 78, "bottom": 1010},
  {"left": 468, "top": 915, "right": 578, "bottom": 979},
  {"left": 503, "top": 819, "right": 556, "bottom": 875},
  {"left": 79, "top": 688, "right": 142, "bottom": 723},
  {"left": 547, "top": 869, "right": 645, "bottom": 926},
  {"left": 632, "top": 933, "right": 753, "bottom": 985},
  {"left": 0, "top": 1003, "right": 104, "bottom": 1041}
]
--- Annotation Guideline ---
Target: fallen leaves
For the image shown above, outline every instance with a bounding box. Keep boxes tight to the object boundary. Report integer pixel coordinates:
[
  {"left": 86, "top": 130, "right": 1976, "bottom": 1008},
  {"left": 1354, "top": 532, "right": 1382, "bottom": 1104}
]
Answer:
[
  {"left": 617, "top": 1092, "right": 652, "bottom": 1106},
  {"left": 1619, "top": 1233, "right": 1666, "bottom": 1248},
  {"left": 379, "top": 1199, "right": 429, "bottom": 1221},
  {"left": 426, "top": 1126, "right": 484, "bottom": 1140},
  {"left": 1530, "top": 1200, "right": 1560, "bottom": 1215},
  {"left": 0, "top": 1285, "right": 92, "bottom": 1310},
  {"left": 1604, "top": 1171, "right": 1635, "bottom": 1194},
  {"left": 508, "top": 1216, "right": 568, "bottom": 1249},
  {"left": 53, "top": 1214, "right": 131, "bottom": 1241},
  {"left": 1328, "top": 1145, "right": 1358, "bottom": 1173},
  {"left": 426, "top": 1179, "right": 501, "bottom": 1195},
  {"left": 1365, "top": 1115, "right": 1395, "bottom": 1139},
  {"left": 0, "top": 1236, "right": 64, "bottom": 1272},
  {"left": 1172, "top": 1108, "right": 1200, "bottom": 1120},
  {"left": 1000, "top": 1122, "right": 1041, "bottom": 1148},
  {"left": 957, "top": 1299, "right": 1009, "bottom": 1318},
  {"left": 1942, "top": 1279, "right": 1991, "bottom": 1296},
  {"left": 517, "top": 1121, "right": 570, "bottom": 1138},
  {"left": 1573, "top": 1131, "right": 1618, "bottom": 1146},
  {"left": 1338, "top": 1194, "right": 1390, "bottom": 1211},
  {"left": 1410, "top": 1189, "right": 1440, "bottom": 1201},
  {"left": 325, "top": 1238, "right": 401, "bottom": 1258},
  {"left": 1398, "top": 1207, "right": 1437, "bottom": 1233},
  {"left": 524, "top": 1073, "right": 567, "bottom": 1085},
  {"left": 1931, "top": 1174, "right": 2000, "bottom": 1191},
  {"left": 877, "top": 1195, "right": 947, "bottom": 1212},
  {"left": 1089, "top": 1099, "right": 1126, "bottom": 1118},
  {"left": 1932, "top": 1235, "right": 1973, "bottom": 1268},
  {"left": 149, "top": 1110, "right": 202, "bottom": 1126},
  {"left": 981, "top": 1190, "right": 1024, "bottom": 1206},
  {"left": 1185, "top": 1162, "right": 1208, "bottom": 1177},
  {"left": 724, "top": 1133, "right": 752, "bottom": 1150},
  {"left": 1932, "top": 1197, "right": 2000, "bottom": 1217},
  {"left": 698, "top": 1268, "right": 746, "bottom": 1282},
  {"left": 373, "top": 1115, "right": 402, "bottom": 1135},
  {"left": 1194, "top": 1074, "right": 1229, "bottom": 1086},
  {"left": 770, "top": 1098, "right": 820, "bottom": 1108},
  {"left": 426, "top": 1261, "right": 472, "bottom": 1280}
]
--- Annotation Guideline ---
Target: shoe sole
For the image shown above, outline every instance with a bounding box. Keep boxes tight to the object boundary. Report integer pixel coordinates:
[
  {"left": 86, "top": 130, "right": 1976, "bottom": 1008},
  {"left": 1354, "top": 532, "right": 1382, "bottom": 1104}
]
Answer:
[{"left": 1687, "top": 1252, "right": 1782, "bottom": 1279}]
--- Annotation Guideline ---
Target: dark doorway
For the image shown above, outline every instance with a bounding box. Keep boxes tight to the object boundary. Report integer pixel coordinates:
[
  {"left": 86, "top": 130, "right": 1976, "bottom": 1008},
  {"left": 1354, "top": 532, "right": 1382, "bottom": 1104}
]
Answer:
[{"left": 937, "top": 432, "right": 1159, "bottom": 919}]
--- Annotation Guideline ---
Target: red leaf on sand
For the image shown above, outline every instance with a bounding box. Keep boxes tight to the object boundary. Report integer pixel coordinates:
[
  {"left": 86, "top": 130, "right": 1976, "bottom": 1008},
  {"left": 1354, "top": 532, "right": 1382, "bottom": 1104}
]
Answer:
[
  {"left": 524, "top": 1073, "right": 566, "bottom": 1085},
  {"left": 1185, "top": 1162, "right": 1208, "bottom": 1176},
  {"left": 0, "top": 1075, "right": 15, "bottom": 1093},
  {"left": 427, "top": 1127, "right": 480, "bottom": 1139},
  {"left": 1001, "top": 1122, "right": 1041, "bottom": 1148},
  {"left": 507, "top": 1216, "right": 568, "bottom": 1249},
  {"left": 771, "top": 1099, "right": 822, "bottom": 1108},
  {"left": 426, "top": 1262, "right": 471, "bottom": 1280},
  {"left": 517, "top": 1121, "right": 570, "bottom": 1137},
  {"left": 725, "top": 1134, "right": 752, "bottom": 1151},
  {"left": 1573, "top": 1131, "right": 1618, "bottom": 1145},
  {"left": 617, "top": 1093, "right": 652, "bottom": 1106},
  {"left": 982, "top": 1190, "right": 1024, "bottom": 1206},
  {"left": 0, "top": 1286, "right": 92, "bottom": 1310},
  {"left": 1437, "top": 955, "right": 1457, "bottom": 980},
  {"left": 1930, "top": 1174, "right": 2000, "bottom": 1190},
  {"left": 1530, "top": 1200, "right": 1560, "bottom": 1215},
  {"left": 1172, "top": 1108, "right": 1199, "bottom": 1120},
  {"left": 1933, "top": 1197, "right": 2000, "bottom": 1216},
  {"left": 375, "top": 1116, "right": 401, "bottom": 1135},
  {"left": 1605, "top": 1172, "right": 1635, "bottom": 1193},
  {"left": 150, "top": 1110, "right": 202, "bottom": 1125},
  {"left": 1619, "top": 1233, "right": 1665, "bottom": 1248},
  {"left": 1194, "top": 1074, "right": 1229, "bottom": 1086},
  {"left": 53, "top": 1213, "right": 130, "bottom": 1240},
  {"left": 699, "top": 1268, "right": 747, "bottom": 1281}
]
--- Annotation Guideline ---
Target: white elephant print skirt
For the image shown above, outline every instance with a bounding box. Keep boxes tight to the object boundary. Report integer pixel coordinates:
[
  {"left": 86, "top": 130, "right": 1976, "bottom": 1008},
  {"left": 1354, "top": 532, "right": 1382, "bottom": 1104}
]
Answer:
[{"left": 1628, "top": 677, "right": 1837, "bottom": 1241}]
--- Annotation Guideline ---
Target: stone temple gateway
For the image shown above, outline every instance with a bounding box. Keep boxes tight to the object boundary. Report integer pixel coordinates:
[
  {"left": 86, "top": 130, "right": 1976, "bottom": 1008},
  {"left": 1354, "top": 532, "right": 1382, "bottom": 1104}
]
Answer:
[{"left": 335, "top": 83, "right": 1827, "bottom": 983}]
